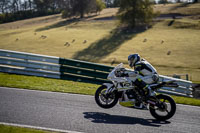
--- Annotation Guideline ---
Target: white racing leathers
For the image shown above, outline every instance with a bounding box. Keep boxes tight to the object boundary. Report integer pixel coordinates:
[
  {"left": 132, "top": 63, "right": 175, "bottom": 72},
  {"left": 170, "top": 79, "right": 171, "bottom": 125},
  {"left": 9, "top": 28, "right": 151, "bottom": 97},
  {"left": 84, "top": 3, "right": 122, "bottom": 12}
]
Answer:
[{"left": 126, "top": 59, "right": 158, "bottom": 84}]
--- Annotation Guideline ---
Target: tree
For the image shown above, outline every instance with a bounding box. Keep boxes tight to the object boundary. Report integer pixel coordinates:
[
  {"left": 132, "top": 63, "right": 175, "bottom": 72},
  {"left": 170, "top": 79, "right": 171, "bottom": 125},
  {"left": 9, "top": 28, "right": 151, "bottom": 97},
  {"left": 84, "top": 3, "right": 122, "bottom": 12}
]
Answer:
[
  {"left": 158, "top": 0, "right": 168, "bottom": 4},
  {"left": 113, "top": 0, "right": 120, "bottom": 7},
  {"left": 33, "top": 0, "right": 44, "bottom": 12},
  {"left": 105, "top": 0, "right": 112, "bottom": 7},
  {"left": 193, "top": 0, "right": 200, "bottom": 3},
  {"left": 72, "top": 0, "right": 91, "bottom": 18},
  {"left": 117, "top": 0, "right": 156, "bottom": 28},
  {"left": 10, "top": 0, "right": 20, "bottom": 12},
  {"left": 28, "top": 0, "right": 32, "bottom": 10},
  {"left": 47, "top": 0, "right": 61, "bottom": 12},
  {"left": 56, "top": 0, "right": 67, "bottom": 10},
  {"left": 95, "top": 0, "right": 106, "bottom": 14},
  {"left": 0, "top": 0, "right": 10, "bottom": 13},
  {"left": 33, "top": 0, "right": 51, "bottom": 12},
  {"left": 62, "top": 0, "right": 101, "bottom": 19}
]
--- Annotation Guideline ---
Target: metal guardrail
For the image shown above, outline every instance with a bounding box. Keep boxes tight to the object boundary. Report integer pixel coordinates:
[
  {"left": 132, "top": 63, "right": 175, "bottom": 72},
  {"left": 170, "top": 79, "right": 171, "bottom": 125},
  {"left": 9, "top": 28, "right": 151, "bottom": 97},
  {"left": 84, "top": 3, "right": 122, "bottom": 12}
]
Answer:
[
  {"left": 167, "top": 74, "right": 189, "bottom": 81},
  {"left": 0, "top": 49, "right": 112, "bottom": 84},
  {"left": 0, "top": 49, "right": 193, "bottom": 97},
  {"left": 158, "top": 75, "right": 193, "bottom": 97}
]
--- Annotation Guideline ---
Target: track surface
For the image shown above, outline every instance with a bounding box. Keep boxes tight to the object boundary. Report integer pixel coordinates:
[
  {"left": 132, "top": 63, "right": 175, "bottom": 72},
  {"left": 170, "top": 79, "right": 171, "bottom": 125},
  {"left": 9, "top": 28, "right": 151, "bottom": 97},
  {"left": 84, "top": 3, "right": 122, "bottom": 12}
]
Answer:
[{"left": 0, "top": 87, "right": 200, "bottom": 133}]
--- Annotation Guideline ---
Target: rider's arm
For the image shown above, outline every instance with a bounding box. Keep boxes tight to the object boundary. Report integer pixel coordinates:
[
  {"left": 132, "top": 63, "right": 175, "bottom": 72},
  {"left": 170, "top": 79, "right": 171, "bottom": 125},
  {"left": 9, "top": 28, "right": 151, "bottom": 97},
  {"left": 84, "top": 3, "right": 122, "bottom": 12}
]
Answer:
[
  {"left": 124, "top": 71, "right": 139, "bottom": 77},
  {"left": 120, "top": 63, "right": 142, "bottom": 77},
  {"left": 134, "top": 63, "right": 143, "bottom": 76},
  {"left": 134, "top": 62, "right": 154, "bottom": 76},
  {"left": 135, "top": 62, "right": 153, "bottom": 72}
]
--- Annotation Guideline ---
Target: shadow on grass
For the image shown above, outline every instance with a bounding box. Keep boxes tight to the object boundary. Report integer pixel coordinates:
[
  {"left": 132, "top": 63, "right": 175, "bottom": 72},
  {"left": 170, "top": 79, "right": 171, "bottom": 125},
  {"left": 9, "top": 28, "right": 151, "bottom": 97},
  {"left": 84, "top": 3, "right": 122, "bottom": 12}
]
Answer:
[
  {"left": 158, "top": 3, "right": 191, "bottom": 19},
  {"left": 72, "top": 27, "right": 147, "bottom": 62},
  {"left": 83, "top": 112, "right": 170, "bottom": 126},
  {"left": 35, "top": 15, "right": 98, "bottom": 32},
  {"left": 171, "top": 3, "right": 190, "bottom": 11},
  {"left": 93, "top": 16, "right": 116, "bottom": 21}
]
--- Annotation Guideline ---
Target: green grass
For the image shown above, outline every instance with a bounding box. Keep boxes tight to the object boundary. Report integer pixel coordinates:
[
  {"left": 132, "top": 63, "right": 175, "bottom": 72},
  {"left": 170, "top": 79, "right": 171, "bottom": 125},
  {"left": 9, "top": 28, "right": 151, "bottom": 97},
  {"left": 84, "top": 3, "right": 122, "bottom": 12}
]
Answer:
[
  {"left": 0, "top": 72, "right": 98, "bottom": 95},
  {"left": 0, "top": 72, "right": 200, "bottom": 106},
  {"left": 0, "top": 124, "right": 57, "bottom": 133},
  {"left": 171, "top": 96, "right": 200, "bottom": 106}
]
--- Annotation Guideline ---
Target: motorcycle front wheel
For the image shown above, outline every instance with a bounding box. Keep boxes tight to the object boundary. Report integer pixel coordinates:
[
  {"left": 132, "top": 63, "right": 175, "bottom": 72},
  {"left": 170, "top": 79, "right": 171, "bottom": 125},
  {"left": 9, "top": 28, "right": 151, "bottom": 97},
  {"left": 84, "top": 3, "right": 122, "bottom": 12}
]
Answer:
[
  {"left": 149, "top": 94, "right": 176, "bottom": 121},
  {"left": 95, "top": 85, "right": 118, "bottom": 109}
]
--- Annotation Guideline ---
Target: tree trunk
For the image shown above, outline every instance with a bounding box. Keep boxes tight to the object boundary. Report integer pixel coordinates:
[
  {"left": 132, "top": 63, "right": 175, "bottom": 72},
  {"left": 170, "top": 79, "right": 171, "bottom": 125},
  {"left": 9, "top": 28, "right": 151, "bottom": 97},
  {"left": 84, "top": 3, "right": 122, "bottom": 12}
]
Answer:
[
  {"left": 28, "top": 0, "right": 32, "bottom": 10},
  {"left": 1, "top": 0, "right": 5, "bottom": 13},
  {"left": 1, "top": 7, "right": 4, "bottom": 13},
  {"left": 80, "top": 12, "right": 84, "bottom": 18}
]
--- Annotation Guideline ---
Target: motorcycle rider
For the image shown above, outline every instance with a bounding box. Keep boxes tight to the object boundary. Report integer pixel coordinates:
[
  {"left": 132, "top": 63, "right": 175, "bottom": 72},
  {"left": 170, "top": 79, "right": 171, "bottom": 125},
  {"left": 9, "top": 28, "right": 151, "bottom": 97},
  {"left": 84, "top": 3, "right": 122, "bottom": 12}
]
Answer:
[{"left": 125, "top": 54, "right": 158, "bottom": 108}]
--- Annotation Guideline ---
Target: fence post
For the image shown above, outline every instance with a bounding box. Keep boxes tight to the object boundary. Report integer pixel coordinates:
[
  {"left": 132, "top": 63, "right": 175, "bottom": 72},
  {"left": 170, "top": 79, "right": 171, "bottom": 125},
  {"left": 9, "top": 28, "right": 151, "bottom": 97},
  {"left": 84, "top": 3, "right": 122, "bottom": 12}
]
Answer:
[{"left": 186, "top": 74, "right": 189, "bottom": 81}]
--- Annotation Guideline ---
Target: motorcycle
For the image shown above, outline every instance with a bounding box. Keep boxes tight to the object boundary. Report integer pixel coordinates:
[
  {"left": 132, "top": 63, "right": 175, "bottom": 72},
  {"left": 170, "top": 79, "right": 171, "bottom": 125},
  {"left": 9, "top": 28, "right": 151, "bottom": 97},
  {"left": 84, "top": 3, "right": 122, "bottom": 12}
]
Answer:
[{"left": 95, "top": 63, "right": 176, "bottom": 121}]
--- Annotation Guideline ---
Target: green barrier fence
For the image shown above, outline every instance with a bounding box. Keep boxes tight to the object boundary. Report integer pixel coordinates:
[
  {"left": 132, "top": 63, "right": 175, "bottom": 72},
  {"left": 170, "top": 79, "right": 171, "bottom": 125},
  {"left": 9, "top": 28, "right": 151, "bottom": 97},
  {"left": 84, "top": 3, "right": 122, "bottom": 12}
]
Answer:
[{"left": 59, "top": 58, "right": 114, "bottom": 84}]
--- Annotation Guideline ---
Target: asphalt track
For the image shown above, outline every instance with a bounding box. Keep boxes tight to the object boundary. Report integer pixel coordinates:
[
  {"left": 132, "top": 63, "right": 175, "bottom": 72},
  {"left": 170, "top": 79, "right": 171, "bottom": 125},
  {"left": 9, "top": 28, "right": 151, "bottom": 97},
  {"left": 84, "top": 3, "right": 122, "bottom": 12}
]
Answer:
[{"left": 0, "top": 87, "right": 200, "bottom": 133}]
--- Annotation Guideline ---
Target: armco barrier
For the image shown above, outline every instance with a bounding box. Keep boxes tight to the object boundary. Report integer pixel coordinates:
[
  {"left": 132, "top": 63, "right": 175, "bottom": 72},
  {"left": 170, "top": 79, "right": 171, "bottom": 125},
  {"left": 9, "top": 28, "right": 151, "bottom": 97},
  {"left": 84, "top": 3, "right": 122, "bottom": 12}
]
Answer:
[
  {"left": 158, "top": 75, "right": 193, "bottom": 97},
  {"left": 0, "top": 49, "right": 193, "bottom": 97},
  {"left": 0, "top": 49, "right": 112, "bottom": 84},
  {"left": 58, "top": 58, "right": 113, "bottom": 84}
]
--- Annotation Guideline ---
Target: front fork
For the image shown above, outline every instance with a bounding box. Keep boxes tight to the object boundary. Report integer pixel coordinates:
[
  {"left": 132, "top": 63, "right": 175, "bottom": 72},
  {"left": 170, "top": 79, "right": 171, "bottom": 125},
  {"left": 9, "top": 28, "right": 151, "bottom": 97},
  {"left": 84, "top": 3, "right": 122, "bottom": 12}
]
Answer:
[{"left": 103, "top": 83, "right": 116, "bottom": 94}]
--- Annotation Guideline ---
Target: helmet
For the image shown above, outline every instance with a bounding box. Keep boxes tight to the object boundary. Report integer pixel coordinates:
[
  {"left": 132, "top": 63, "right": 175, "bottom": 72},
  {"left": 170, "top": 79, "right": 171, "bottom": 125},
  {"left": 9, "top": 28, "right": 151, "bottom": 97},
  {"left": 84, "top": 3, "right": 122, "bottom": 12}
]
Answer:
[{"left": 128, "top": 54, "right": 140, "bottom": 67}]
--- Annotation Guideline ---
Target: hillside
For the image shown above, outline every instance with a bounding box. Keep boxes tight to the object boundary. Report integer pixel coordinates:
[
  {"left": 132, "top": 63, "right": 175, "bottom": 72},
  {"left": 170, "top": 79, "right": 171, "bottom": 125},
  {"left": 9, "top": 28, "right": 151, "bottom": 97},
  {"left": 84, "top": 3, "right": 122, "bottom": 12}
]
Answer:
[{"left": 0, "top": 4, "right": 200, "bottom": 81}]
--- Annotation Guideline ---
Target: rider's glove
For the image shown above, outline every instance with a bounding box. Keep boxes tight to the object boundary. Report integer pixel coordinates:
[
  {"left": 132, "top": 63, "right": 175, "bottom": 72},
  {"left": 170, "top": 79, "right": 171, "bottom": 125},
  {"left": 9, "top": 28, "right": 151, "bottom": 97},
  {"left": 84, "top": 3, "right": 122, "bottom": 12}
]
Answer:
[
  {"left": 127, "top": 71, "right": 139, "bottom": 77},
  {"left": 115, "top": 68, "right": 128, "bottom": 77},
  {"left": 121, "top": 73, "right": 129, "bottom": 77},
  {"left": 115, "top": 71, "right": 129, "bottom": 77}
]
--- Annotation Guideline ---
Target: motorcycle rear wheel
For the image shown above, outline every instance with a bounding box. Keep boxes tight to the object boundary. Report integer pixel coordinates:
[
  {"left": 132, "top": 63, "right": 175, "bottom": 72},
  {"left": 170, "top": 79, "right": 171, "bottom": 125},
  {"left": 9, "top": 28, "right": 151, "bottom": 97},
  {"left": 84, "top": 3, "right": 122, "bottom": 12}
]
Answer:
[
  {"left": 149, "top": 94, "right": 176, "bottom": 121},
  {"left": 95, "top": 85, "right": 118, "bottom": 109}
]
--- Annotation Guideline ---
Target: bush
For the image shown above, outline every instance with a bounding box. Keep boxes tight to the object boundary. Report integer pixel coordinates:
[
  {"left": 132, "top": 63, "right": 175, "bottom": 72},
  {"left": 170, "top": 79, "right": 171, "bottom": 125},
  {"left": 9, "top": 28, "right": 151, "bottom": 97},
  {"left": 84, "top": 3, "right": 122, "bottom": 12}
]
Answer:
[
  {"left": 61, "top": 10, "right": 71, "bottom": 18},
  {"left": 96, "top": 0, "right": 106, "bottom": 14}
]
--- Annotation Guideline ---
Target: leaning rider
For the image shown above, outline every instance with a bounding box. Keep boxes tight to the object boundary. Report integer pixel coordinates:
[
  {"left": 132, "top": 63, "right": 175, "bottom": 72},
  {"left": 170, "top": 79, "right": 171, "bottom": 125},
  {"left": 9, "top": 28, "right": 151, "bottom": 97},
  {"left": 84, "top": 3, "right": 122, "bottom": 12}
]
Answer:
[{"left": 126, "top": 54, "right": 158, "bottom": 107}]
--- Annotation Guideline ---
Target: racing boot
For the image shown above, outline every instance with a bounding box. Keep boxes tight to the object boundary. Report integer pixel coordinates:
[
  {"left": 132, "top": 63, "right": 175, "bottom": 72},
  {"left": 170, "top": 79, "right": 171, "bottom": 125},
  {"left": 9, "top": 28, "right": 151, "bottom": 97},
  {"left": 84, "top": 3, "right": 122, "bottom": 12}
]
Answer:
[
  {"left": 143, "top": 85, "right": 151, "bottom": 100},
  {"left": 134, "top": 102, "right": 148, "bottom": 110}
]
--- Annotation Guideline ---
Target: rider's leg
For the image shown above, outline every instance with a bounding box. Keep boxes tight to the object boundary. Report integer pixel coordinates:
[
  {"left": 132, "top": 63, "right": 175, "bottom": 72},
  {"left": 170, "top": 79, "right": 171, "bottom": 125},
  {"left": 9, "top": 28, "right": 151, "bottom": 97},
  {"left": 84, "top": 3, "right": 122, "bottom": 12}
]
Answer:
[
  {"left": 133, "top": 78, "right": 150, "bottom": 109},
  {"left": 134, "top": 78, "right": 150, "bottom": 96}
]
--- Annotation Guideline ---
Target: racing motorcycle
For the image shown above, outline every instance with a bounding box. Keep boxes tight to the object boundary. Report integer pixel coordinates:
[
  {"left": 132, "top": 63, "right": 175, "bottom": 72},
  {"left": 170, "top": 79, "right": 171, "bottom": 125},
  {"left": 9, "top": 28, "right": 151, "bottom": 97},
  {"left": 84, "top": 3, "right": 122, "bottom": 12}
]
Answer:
[{"left": 95, "top": 63, "right": 176, "bottom": 121}]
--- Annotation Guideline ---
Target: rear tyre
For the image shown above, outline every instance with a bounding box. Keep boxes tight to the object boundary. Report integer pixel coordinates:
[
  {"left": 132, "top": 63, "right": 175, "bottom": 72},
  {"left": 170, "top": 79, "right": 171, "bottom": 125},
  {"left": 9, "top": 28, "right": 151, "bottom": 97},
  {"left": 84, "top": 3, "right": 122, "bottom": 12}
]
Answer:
[
  {"left": 149, "top": 94, "right": 176, "bottom": 121},
  {"left": 95, "top": 85, "right": 118, "bottom": 109}
]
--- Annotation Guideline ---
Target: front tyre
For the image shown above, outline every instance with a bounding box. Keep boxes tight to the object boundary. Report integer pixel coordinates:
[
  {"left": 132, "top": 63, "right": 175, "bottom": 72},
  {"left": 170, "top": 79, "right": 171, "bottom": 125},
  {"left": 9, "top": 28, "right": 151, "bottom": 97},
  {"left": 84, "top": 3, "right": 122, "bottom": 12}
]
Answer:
[
  {"left": 149, "top": 94, "right": 176, "bottom": 121},
  {"left": 95, "top": 85, "right": 118, "bottom": 109}
]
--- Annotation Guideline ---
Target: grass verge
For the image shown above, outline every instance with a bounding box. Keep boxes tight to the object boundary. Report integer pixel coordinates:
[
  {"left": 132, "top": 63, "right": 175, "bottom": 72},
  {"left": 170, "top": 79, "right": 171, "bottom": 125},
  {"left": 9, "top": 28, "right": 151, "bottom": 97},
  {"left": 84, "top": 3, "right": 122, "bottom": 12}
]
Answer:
[
  {"left": 0, "top": 72, "right": 200, "bottom": 106},
  {"left": 0, "top": 72, "right": 98, "bottom": 95},
  {"left": 0, "top": 124, "right": 57, "bottom": 133},
  {"left": 171, "top": 96, "right": 200, "bottom": 106}
]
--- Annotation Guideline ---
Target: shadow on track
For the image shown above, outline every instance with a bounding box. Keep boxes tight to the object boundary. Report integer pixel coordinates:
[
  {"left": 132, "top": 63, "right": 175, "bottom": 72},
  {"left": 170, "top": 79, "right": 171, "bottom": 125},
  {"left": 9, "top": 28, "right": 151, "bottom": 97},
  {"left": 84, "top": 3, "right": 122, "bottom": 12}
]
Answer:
[{"left": 83, "top": 112, "right": 170, "bottom": 127}]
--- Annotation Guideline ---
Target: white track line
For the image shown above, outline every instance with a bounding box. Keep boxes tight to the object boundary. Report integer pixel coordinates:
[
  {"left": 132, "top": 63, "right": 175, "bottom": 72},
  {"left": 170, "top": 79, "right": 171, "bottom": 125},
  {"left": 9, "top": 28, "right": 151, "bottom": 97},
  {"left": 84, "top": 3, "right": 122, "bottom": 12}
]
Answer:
[{"left": 0, "top": 122, "right": 84, "bottom": 133}]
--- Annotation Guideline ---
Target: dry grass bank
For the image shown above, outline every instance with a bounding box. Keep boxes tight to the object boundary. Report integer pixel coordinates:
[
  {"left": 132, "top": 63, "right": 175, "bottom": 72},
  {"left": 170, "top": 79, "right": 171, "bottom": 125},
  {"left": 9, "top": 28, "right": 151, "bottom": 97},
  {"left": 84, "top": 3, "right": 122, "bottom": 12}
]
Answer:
[{"left": 0, "top": 5, "right": 199, "bottom": 80}]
